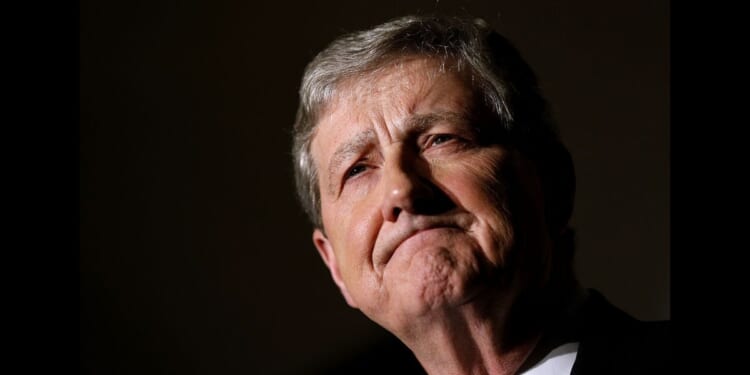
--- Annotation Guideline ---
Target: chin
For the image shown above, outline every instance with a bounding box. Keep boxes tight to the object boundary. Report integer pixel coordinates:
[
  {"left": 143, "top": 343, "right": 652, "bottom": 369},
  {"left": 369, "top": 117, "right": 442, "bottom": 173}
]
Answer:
[{"left": 388, "top": 246, "right": 486, "bottom": 315}]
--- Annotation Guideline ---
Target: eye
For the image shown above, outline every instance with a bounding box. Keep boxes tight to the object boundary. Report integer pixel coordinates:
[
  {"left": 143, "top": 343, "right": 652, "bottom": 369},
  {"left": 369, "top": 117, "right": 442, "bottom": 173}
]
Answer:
[
  {"left": 431, "top": 134, "right": 454, "bottom": 145},
  {"left": 426, "top": 134, "right": 459, "bottom": 147},
  {"left": 345, "top": 164, "right": 367, "bottom": 180}
]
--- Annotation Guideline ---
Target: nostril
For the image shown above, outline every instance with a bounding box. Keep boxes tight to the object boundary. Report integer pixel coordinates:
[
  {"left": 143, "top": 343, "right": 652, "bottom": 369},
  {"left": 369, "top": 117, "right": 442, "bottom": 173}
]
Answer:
[{"left": 391, "top": 207, "right": 402, "bottom": 220}]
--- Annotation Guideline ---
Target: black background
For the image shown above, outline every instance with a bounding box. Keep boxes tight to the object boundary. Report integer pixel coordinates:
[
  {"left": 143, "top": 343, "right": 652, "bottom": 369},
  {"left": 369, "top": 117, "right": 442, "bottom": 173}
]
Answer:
[{"left": 80, "top": 1, "right": 669, "bottom": 374}]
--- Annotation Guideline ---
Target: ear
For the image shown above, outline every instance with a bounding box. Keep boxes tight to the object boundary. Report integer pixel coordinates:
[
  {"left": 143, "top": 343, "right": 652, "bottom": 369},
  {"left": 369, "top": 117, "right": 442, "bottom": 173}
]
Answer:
[{"left": 312, "top": 229, "right": 358, "bottom": 308}]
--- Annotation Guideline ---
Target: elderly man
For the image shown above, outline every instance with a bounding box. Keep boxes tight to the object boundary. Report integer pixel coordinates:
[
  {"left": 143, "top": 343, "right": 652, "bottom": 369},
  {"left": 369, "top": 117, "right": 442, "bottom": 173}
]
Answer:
[{"left": 292, "top": 15, "right": 668, "bottom": 375}]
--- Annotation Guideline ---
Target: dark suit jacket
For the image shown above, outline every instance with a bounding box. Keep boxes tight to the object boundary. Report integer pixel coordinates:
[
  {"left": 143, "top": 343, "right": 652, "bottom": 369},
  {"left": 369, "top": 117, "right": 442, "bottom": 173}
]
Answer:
[
  {"left": 570, "top": 290, "right": 670, "bottom": 374},
  {"left": 315, "top": 289, "right": 669, "bottom": 374}
]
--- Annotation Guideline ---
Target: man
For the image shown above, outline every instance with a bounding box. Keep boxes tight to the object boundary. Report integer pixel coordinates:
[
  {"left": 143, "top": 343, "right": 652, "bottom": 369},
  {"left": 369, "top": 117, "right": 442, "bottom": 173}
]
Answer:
[{"left": 292, "top": 15, "right": 668, "bottom": 374}]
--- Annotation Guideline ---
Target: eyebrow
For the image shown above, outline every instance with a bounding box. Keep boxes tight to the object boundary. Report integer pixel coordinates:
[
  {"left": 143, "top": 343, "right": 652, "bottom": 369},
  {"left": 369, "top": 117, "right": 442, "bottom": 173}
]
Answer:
[
  {"left": 325, "top": 111, "right": 471, "bottom": 194},
  {"left": 407, "top": 112, "right": 468, "bottom": 132},
  {"left": 327, "top": 129, "right": 376, "bottom": 194}
]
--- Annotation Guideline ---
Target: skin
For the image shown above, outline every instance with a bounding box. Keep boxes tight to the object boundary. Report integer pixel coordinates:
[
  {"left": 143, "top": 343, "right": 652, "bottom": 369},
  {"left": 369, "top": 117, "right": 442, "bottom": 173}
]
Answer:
[{"left": 310, "top": 56, "right": 557, "bottom": 374}]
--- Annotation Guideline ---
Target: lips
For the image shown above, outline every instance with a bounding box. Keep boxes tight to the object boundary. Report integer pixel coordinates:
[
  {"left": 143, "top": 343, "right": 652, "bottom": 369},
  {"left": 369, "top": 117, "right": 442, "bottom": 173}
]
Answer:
[{"left": 372, "top": 215, "right": 468, "bottom": 274}]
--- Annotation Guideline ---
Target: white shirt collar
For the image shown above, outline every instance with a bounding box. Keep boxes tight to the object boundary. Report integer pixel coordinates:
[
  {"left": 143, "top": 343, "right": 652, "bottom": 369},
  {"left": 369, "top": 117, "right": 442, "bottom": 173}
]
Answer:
[{"left": 518, "top": 342, "right": 579, "bottom": 375}]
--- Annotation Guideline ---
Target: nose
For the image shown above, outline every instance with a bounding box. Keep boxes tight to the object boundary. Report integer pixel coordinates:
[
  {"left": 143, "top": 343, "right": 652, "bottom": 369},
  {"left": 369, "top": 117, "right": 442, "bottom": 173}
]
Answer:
[{"left": 380, "top": 148, "right": 452, "bottom": 222}]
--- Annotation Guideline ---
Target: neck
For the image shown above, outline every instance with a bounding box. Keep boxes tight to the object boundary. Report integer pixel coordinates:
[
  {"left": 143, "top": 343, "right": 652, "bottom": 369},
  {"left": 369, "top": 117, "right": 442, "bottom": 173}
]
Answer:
[
  {"left": 407, "top": 303, "right": 538, "bottom": 375},
  {"left": 400, "top": 280, "right": 585, "bottom": 375}
]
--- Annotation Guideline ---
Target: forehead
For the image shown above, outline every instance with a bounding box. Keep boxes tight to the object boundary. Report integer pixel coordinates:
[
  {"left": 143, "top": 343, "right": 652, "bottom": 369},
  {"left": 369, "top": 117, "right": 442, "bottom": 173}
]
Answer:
[
  {"left": 311, "top": 56, "right": 476, "bottom": 151},
  {"left": 328, "top": 57, "right": 469, "bottom": 114}
]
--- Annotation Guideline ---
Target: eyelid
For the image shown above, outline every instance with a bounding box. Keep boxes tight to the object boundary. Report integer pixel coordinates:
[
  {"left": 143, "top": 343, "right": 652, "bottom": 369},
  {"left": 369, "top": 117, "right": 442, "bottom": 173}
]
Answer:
[
  {"left": 341, "top": 159, "right": 371, "bottom": 186},
  {"left": 422, "top": 133, "right": 461, "bottom": 149},
  {"left": 345, "top": 163, "right": 367, "bottom": 178}
]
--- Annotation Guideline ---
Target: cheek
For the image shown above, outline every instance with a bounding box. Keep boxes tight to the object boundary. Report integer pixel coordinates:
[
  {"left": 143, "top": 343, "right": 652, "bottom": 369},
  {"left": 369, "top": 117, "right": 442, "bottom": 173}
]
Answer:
[
  {"left": 324, "top": 196, "right": 383, "bottom": 279},
  {"left": 435, "top": 149, "right": 510, "bottom": 212},
  {"left": 433, "top": 150, "right": 515, "bottom": 263}
]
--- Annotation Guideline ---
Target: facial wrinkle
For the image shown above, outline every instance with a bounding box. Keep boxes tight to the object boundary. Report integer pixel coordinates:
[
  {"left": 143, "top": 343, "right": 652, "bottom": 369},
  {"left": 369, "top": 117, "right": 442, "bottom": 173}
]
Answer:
[{"left": 326, "top": 129, "right": 376, "bottom": 196}]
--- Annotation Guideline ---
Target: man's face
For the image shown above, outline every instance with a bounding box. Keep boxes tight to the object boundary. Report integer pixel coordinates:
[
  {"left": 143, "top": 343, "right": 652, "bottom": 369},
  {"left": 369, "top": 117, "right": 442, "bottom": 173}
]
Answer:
[{"left": 310, "top": 57, "right": 552, "bottom": 334}]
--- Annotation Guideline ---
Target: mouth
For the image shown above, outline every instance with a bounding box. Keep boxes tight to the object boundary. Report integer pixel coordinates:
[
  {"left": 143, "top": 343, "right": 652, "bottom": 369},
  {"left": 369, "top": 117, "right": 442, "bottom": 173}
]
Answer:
[{"left": 373, "top": 216, "right": 466, "bottom": 274}]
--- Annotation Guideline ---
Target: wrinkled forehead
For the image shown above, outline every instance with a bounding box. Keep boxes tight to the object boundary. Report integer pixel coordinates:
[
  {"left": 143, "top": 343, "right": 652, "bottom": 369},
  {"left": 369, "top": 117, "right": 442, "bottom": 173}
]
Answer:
[
  {"left": 330, "top": 56, "right": 467, "bottom": 112},
  {"left": 308, "top": 55, "right": 481, "bottom": 174},
  {"left": 314, "top": 56, "right": 475, "bottom": 136}
]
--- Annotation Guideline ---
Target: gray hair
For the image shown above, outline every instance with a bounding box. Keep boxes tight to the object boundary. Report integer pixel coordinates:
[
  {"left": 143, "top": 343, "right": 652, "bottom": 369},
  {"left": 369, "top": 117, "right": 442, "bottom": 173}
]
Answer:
[{"left": 292, "top": 15, "right": 573, "bottom": 233}]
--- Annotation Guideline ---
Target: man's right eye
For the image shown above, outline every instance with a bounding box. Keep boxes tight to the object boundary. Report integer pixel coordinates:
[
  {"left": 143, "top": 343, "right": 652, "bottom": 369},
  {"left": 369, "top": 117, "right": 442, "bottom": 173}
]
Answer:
[{"left": 345, "top": 164, "right": 367, "bottom": 180}]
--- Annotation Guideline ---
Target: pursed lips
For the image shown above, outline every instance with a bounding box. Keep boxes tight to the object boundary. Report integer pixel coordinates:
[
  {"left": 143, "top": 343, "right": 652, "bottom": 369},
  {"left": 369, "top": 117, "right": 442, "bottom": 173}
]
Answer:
[{"left": 372, "top": 216, "right": 468, "bottom": 274}]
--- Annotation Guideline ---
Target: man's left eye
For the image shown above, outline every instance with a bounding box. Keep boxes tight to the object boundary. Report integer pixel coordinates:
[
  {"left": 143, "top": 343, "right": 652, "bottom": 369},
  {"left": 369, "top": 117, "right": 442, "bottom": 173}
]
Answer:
[{"left": 429, "top": 134, "right": 456, "bottom": 146}]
